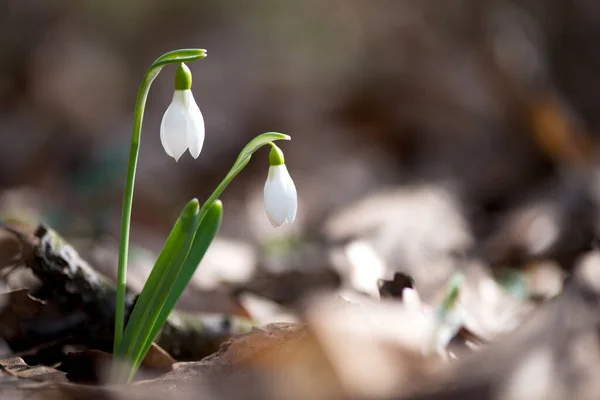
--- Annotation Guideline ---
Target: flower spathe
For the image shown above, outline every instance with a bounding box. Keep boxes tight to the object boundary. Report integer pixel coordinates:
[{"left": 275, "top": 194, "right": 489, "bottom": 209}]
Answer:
[
  {"left": 160, "top": 63, "right": 205, "bottom": 161},
  {"left": 264, "top": 145, "right": 297, "bottom": 227}
]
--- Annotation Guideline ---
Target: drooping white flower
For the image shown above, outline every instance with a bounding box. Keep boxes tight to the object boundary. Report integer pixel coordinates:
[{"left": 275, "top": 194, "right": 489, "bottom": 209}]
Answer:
[
  {"left": 160, "top": 63, "right": 205, "bottom": 161},
  {"left": 264, "top": 145, "right": 297, "bottom": 227}
]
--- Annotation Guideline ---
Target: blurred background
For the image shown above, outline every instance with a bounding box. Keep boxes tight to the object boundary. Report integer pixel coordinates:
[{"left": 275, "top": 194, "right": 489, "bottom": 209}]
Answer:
[
  {"left": 4, "top": 0, "right": 600, "bottom": 397},
  {"left": 1, "top": 0, "right": 600, "bottom": 304}
]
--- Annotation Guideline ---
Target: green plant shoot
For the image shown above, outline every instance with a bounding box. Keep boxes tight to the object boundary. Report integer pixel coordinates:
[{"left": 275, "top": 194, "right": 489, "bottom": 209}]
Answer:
[{"left": 113, "top": 47, "right": 293, "bottom": 382}]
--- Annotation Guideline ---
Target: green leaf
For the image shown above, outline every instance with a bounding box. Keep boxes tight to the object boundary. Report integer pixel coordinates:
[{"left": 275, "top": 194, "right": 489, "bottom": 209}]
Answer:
[
  {"left": 438, "top": 273, "right": 464, "bottom": 319},
  {"left": 128, "top": 200, "right": 224, "bottom": 381},
  {"left": 136, "top": 49, "right": 207, "bottom": 95},
  {"left": 232, "top": 132, "right": 290, "bottom": 172},
  {"left": 151, "top": 48, "right": 207, "bottom": 69},
  {"left": 116, "top": 199, "right": 199, "bottom": 370}
]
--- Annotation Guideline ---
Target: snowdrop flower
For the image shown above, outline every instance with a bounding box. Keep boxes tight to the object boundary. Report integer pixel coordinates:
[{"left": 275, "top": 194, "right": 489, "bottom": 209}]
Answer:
[
  {"left": 160, "top": 63, "right": 205, "bottom": 161},
  {"left": 263, "top": 144, "right": 297, "bottom": 227}
]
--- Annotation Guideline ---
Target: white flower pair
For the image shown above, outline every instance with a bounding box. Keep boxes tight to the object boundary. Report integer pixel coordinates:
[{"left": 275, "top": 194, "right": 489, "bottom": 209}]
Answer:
[{"left": 160, "top": 63, "right": 297, "bottom": 227}]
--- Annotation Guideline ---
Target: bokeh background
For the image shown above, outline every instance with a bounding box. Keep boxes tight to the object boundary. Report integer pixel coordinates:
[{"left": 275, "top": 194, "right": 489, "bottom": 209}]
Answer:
[
  {"left": 2, "top": 0, "right": 600, "bottom": 302},
  {"left": 5, "top": 1, "right": 600, "bottom": 398}
]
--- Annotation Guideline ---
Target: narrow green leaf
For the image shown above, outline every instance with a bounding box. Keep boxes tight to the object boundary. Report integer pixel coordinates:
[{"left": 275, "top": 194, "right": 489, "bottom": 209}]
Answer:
[
  {"left": 152, "top": 200, "right": 223, "bottom": 340},
  {"left": 231, "top": 132, "right": 290, "bottom": 172},
  {"left": 128, "top": 200, "right": 224, "bottom": 380},
  {"left": 121, "top": 218, "right": 198, "bottom": 364},
  {"left": 116, "top": 199, "right": 199, "bottom": 361},
  {"left": 151, "top": 48, "right": 207, "bottom": 69},
  {"left": 438, "top": 273, "right": 464, "bottom": 318}
]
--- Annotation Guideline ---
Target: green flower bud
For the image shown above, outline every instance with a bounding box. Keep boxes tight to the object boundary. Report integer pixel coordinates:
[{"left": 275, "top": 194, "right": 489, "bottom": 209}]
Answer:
[
  {"left": 174, "top": 63, "right": 192, "bottom": 90},
  {"left": 268, "top": 143, "right": 285, "bottom": 166}
]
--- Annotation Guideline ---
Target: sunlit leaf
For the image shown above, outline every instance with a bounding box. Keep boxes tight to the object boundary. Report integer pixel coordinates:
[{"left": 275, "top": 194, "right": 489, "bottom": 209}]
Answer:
[
  {"left": 128, "top": 200, "right": 224, "bottom": 381},
  {"left": 116, "top": 199, "right": 199, "bottom": 373},
  {"left": 151, "top": 49, "right": 207, "bottom": 69}
]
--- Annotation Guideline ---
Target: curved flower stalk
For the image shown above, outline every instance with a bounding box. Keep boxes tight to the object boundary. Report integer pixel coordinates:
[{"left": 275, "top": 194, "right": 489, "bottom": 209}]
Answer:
[
  {"left": 160, "top": 63, "right": 205, "bottom": 161},
  {"left": 264, "top": 144, "right": 297, "bottom": 227},
  {"left": 114, "top": 49, "right": 207, "bottom": 355}
]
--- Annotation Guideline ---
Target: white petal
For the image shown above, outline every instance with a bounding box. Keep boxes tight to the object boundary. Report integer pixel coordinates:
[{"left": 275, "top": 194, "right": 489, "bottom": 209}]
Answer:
[
  {"left": 183, "top": 90, "right": 205, "bottom": 159},
  {"left": 264, "top": 165, "right": 297, "bottom": 227},
  {"left": 264, "top": 168, "right": 288, "bottom": 227},
  {"left": 160, "top": 91, "right": 189, "bottom": 161},
  {"left": 280, "top": 165, "right": 297, "bottom": 223}
]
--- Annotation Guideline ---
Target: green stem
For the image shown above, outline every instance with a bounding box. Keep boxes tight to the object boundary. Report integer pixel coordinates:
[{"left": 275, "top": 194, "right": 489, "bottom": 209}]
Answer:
[{"left": 113, "top": 49, "right": 206, "bottom": 354}]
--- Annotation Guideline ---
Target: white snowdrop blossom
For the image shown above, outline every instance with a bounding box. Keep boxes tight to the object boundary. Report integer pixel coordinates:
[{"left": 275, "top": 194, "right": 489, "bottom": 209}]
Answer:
[
  {"left": 264, "top": 145, "right": 297, "bottom": 227},
  {"left": 160, "top": 63, "right": 205, "bottom": 161}
]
